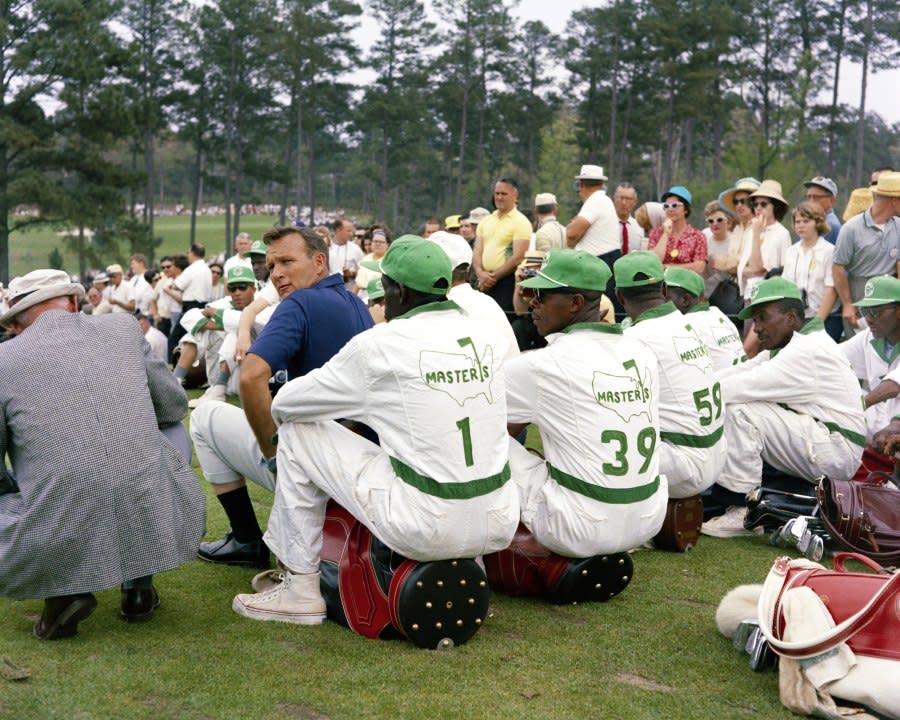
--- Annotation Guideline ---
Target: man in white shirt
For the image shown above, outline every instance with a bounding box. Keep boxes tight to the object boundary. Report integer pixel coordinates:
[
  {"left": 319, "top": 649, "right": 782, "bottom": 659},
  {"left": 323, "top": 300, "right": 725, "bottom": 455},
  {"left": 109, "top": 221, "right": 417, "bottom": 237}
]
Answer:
[
  {"left": 170, "top": 243, "right": 213, "bottom": 353},
  {"left": 137, "top": 312, "right": 168, "bottom": 362},
  {"left": 702, "top": 277, "right": 865, "bottom": 537},
  {"left": 566, "top": 165, "right": 619, "bottom": 257},
  {"left": 663, "top": 267, "right": 745, "bottom": 370},
  {"left": 328, "top": 218, "right": 363, "bottom": 292},
  {"left": 489, "top": 249, "right": 667, "bottom": 603},
  {"left": 613, "top": 182, "right": 645, "bottom": 255},
  {"left": 129, "top": 254, "right": 153, "bottom": 316},
  {"left": 231, "top": 236, "right": 519, "bottom": 627},
  {"left": 426, "top": 231, "right": 518, "bottom": 362},
  {"left": 566, "top": 165, "right": 621, "bottom": 312},
  {"left": 224, "top": 233, "right": 253, "bottom": 274},
  {"left": 106, "top": 264, "right": 136, "bottom": 314},
  {"left": 175, "top": 243, "right": 213, "bottom": 311}
]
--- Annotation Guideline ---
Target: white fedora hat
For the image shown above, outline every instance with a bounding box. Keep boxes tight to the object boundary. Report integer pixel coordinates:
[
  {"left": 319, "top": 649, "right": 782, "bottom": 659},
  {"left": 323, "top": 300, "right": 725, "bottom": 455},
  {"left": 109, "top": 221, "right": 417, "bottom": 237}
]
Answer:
[
  {"left": 0, "top": 269, "right": 85, "bottom": 326},
  {"left": 575, "top": 164, "right": 608, "bottom": 181}
]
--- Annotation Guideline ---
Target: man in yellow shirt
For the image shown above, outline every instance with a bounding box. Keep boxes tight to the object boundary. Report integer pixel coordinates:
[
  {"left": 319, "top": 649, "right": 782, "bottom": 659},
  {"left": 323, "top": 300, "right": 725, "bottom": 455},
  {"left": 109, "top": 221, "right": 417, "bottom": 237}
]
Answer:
[{"left": 472, "top": 177, "right": 532, "bottom": 315}]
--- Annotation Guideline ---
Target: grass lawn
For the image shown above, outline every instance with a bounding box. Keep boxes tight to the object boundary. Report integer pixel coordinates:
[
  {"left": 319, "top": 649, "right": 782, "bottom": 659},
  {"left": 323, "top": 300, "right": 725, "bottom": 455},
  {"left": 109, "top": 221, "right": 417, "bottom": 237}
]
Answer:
[
  {"left": 8, "top": 215, "right": 282, "bottom": 279},
  {"left": 0, "top": 401, "right": 797, "bottom": 719}
]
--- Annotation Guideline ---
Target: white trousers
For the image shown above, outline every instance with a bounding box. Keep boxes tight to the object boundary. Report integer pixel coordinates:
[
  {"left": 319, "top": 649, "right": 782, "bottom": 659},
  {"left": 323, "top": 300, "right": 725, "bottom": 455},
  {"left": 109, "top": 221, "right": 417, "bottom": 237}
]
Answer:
[
  {"left": 189, "top": 401, "right": 275, "bottom": 491},
  {"left": 508, "top": 440, "right": 668, "bottom": 557},
  {"left": 718, "top": 402, "right": 862, "bottom": 495},
  {"left": 659, "top": 439, "right": 725, "bottom": 499},
  {"left": 265, "top": 421, "right": 519, "bottom": 574}
]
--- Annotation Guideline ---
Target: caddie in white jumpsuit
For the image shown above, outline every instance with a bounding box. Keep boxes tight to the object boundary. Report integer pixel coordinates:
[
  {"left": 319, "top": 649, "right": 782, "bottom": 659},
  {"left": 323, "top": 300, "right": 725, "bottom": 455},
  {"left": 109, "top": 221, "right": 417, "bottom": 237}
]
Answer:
[
  {"left": 663, "top": 267, "right": 745, "bottom": 370},
  {"left": 507, "top": 249, "right": 668, "bottom": 557},
  {"left": 232, "top": 235, "right": 520, "bottom": 625},
  {"left": 702, "top": 277, "right": 865, "bottom": 536},
  {"left": 840, "top": 276, "right": 900, "bottom": 443},
  {"left": 615, "top": 252, "right": 726, "bottom": 500}
]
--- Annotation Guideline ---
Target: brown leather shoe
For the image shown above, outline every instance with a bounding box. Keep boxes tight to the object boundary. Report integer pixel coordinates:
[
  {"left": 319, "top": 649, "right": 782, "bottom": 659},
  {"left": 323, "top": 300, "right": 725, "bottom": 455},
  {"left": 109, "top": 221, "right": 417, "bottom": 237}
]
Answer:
[
  {"left": 121, "top": 586, "right": 160, "bottom": 623},
  {"left": 33, "top": 594, "right": 97, "bottom": 640}
]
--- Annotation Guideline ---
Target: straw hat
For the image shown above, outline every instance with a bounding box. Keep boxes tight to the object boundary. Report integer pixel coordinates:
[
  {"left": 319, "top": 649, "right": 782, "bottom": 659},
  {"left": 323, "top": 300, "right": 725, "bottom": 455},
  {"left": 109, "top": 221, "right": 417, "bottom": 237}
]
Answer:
[
  {"left": 843, "top": 187, "right": 872, "bottom": 221},
  {"left": 873, "top": 171, "right": 900, "bottom": 198},
  {"left": 718, "top": 177, "right": 761, "bottom": 214},
  {"left": 749, "top": 179, "right": 788, "bottom": 207}
]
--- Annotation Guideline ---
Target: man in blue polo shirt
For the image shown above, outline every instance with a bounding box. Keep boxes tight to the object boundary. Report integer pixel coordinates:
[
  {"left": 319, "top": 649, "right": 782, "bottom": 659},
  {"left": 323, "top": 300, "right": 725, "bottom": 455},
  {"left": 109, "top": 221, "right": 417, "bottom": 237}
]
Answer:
[{"left": 191, "top": 226, "right": 373, "bottom": 567}]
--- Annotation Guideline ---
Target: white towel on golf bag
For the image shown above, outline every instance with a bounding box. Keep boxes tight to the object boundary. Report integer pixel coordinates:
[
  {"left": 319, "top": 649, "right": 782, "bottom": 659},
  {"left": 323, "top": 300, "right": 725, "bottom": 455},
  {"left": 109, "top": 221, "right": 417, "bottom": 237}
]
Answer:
[{"left": 759, "top": 566, "right": 899, "bottom": 719}]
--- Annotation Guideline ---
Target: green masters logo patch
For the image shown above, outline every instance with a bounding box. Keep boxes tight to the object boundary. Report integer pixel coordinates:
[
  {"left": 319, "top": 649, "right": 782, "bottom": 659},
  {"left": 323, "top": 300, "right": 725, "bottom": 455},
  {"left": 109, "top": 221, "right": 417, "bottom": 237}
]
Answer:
[
  {"left": 592, "top": 359, "right": 654, "bottom": 424},
  {"left": 419, "top": 336, "right": 495, "bottom": 406}
]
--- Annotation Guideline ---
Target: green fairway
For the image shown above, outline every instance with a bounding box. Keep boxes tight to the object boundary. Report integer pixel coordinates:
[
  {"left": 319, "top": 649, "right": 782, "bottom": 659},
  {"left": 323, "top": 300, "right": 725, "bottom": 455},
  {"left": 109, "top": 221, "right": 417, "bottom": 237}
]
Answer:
[
  {"left": 0, "top": 405, "right": 799, "bottom": 720},
  {"left": 8, "top": 215, "right": 281, "bottom": 279}
]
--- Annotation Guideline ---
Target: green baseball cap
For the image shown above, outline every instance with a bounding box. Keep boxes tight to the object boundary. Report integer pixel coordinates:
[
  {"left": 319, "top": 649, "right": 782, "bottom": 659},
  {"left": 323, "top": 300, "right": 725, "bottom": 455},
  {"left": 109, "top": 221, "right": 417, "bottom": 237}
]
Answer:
[
  {"left": 226, "top": 265, "right": 256, "bottom": 286},
  {"left": 367, "top": 277, "right": 385, "bottom": 302},
  {"left": 379, "top": 235, "right": 451, "bottom": 295},
  {"left": 241, "top": 240, "right": 267, "bottom": 257},
  {"left": 360, "top": 259, "right": 381, "bottom": 272},
  {"left": 519, "top": 249, "right": 611, "bottom": 292},
  {"left": 853, "top": 276, "right": 900, "bottom": 307},
  {"left": 664, "top": 267, "right": 704, "bottom": 297},
  {"left": 613, "top": 251, "right": 664, "bottom": 288},
  {"left": 737, "top": 277, "right": 802, "bottom": 319}
]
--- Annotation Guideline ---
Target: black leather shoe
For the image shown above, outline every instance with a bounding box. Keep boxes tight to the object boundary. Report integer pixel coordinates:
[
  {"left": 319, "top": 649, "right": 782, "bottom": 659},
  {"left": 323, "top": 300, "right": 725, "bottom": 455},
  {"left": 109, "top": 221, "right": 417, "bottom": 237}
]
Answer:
[
  {"left": 198, "top": 531, "right": 269, "bottom": 568},
  {"left": 121, "top": 586, "right": 161, "bottom": 623},
  {"left": 33, "top": 593, "right": 97, "bottom": 640}
]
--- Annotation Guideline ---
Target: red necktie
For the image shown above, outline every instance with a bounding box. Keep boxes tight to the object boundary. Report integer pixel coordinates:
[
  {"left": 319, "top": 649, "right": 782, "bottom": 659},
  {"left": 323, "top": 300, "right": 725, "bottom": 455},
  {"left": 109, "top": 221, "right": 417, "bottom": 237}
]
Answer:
[{"left": 621, "top": 221, "right": 629, "bottom": 255}]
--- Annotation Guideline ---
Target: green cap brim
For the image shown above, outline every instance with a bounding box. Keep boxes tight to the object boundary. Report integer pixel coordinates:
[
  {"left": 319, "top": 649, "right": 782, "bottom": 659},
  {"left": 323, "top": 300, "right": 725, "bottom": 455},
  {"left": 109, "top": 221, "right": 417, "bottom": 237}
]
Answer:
[
  {"left": 737, "top": 297, "right": 789, "bottom": 320},
  {"left": 360, "top": 260, "right": 382, "bottom": 272}
]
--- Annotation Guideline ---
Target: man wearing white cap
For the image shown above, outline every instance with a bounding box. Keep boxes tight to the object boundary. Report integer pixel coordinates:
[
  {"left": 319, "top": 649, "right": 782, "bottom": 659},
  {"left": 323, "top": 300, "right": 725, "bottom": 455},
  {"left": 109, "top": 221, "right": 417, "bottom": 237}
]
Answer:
[
  {"left": 567, "top": 165, "right": 621, "bottom": 311},
  {"left": 803, "top": 176, "right": 841, "bottom": 245},
  {"left": 428, "top": 230, "right": 518, "bottom": 362},
  {"left": 566, "top": 165, "right": 618, "bottom": 258},
  {"left": 460, "top": 207, "right": 489, "bottom": 248},
  {"left": 533, "top": 193, "right": 566, "bottom": 253},
  {"left": 106, "top": 263, "right": 136, "bottom": 314},
  {"left": 0, "top": 270, "right": 204, "bottom": 639}
]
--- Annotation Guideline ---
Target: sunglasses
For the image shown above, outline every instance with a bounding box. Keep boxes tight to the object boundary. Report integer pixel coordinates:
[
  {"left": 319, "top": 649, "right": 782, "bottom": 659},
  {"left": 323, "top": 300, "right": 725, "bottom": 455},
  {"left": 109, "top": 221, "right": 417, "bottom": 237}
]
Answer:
[
  {"left": 860, "top": 304, "right": 896, "bottom": 319},
  {"left": 707, "top": 217, "right": 727, "bottom": 225},
  {"left": 733, "top": 198, "right": 750, "bottom": 206},
  {"left": 531, "top": 287, "right": 582, "bottom": 303},
  {"left": 662, "top": 202, "right": 682, "bottom": 209},
  {"left": 805, "top": 193, "right": 829, "bottom": 201},
  {"left": 228, "top": 283, "right": 252, "bottom": 291},
  {"left": 752, "top": 200, "right": 770, "bottom": 209}
]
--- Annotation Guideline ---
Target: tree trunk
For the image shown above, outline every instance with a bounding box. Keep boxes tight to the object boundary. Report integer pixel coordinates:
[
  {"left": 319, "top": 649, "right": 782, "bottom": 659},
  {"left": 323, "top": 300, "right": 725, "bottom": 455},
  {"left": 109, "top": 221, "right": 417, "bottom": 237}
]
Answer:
[
  {"left": 294, "top": 79, "right": 304, "bottom": 224},
  {"left": 826, "top": 0, "right": 847, "bottom": 175},
  {"left": 0, "top": 142, "right": 8, "bottom": 284},
  {"left": 307, "top": 134, "right": 316, "bottom": 226},
  {"left": 144, "top": 129, "right": 154, "bottom": 240},
  {"left": 853, "top": 0, "right": 872, "bottom": 187}
]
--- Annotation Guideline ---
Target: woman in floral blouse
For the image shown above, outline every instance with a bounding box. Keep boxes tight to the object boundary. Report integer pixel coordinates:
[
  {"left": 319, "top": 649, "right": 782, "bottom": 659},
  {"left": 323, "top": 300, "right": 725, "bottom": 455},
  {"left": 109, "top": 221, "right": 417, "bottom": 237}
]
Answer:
[{"left": 647, "top": 185, "right": 707, "bottom": 275}]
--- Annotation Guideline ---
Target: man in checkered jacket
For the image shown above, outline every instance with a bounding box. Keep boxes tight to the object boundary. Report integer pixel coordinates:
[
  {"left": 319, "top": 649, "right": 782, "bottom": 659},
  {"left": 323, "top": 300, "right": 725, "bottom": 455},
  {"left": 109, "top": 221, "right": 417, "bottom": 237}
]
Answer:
[{"left": 0, "top": 269, "right": 205, "bottom": 640}]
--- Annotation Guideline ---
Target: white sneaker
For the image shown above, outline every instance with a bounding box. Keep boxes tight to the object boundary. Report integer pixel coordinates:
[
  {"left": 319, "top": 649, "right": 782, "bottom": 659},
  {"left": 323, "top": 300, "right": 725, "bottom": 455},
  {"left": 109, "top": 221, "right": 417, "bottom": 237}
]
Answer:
[
  {"left": 188, "top": 384, "right": 225, "bottom": 408},
  {"left": 700, "top": 506, "right": 763, "bottom": 538},
  {"left": 232, "top": 570, "right": 326, "bottom": 624}
]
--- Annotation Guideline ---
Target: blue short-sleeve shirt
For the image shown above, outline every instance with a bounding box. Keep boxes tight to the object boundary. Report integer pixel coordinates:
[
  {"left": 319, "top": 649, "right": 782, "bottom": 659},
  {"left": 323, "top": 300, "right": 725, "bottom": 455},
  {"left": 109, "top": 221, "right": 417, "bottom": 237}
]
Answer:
[{"left": 249, "top": 273, "right": 373, "bottom": 379}]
